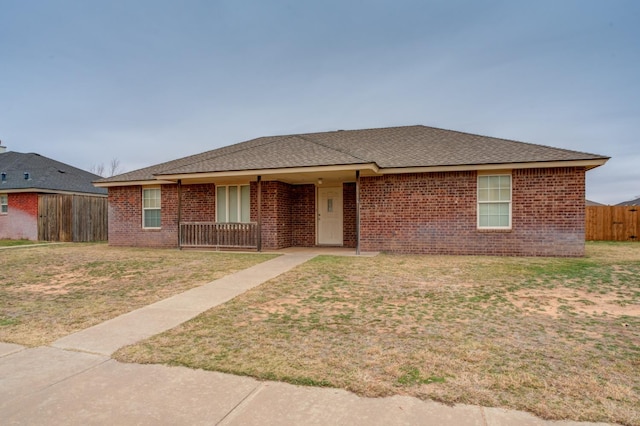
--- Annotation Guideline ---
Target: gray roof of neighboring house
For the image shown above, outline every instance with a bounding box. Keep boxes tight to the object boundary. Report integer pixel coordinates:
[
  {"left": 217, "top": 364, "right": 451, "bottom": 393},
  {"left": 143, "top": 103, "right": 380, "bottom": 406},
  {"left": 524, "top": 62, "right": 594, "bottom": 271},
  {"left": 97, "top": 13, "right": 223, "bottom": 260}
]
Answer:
[
  {"left": 586, "top": 199, "right": 606, "bottom": 206},
  {"left": 97, "top": 125, "right": 609, "bottom": 183},
  {"left": 616, "top": 197, "right": 640, "bottom": 206},
  {"left": 0, "top": 151, "right": 107, "bottom": 195}
]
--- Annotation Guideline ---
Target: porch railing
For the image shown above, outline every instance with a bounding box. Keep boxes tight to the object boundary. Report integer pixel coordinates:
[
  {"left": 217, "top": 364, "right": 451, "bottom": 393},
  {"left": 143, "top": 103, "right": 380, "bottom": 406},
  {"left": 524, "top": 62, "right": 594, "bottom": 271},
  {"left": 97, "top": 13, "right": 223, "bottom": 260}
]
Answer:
[{"left": 180, "top": 222, "right": 258, "bottom": 249}]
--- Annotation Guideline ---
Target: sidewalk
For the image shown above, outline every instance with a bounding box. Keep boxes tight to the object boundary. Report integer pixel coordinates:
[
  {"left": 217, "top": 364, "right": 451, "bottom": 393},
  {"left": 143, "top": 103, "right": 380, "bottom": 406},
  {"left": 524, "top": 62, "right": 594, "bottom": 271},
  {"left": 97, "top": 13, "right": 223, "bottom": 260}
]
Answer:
[
  {"left": 0, "top": 251, "right": 613, "bottom": 425},
  {"left": 52, "top": 251, "right": 317, "bottom": 355}
]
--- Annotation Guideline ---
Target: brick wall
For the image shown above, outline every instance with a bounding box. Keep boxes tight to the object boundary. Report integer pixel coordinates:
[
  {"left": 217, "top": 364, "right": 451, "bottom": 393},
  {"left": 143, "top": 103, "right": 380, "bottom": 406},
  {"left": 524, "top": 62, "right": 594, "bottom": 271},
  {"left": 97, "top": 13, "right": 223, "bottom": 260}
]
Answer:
[
  {"left": 359, "top": 168, "right": 586, "bottom": 256},
  {"left": 250, "top": 181, "right": 317, "bottom": 249},
  {"left": 0, "top": 193, "right": 38, "bottom": 240},
  {"left": 291, "top": 184, "right": 316, "bottom": 247},
  {"left": 343, "top": 183, "right": 357, "bottom": 248},
  {"left": 107, "top": 183, "right": 215, "bottom": 248},
  {"left": 259, "top": 181, "right": 293, "bottom": 249},
  {"left": 181, "top": 184, "right": 216, "bottom": 221},
  {"left": 511, "top": 167, "right": 585, "bottom": 256}
]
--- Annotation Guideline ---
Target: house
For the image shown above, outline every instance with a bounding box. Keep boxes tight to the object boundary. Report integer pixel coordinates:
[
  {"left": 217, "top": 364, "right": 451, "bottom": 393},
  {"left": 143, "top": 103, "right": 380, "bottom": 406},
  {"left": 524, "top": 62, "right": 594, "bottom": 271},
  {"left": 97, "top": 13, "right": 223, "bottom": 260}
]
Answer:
[
  {"left": 95, "top": 125, "right": 609, "bottom": 256},
  {"left": 616, "top": 197, "right": 640, "bottom": 206},
  {"left": 0, "top": 146, "right": 107, "bottom": 241},
  {"left": 586, "top": 199, "right": 606, "bottom": 206}
]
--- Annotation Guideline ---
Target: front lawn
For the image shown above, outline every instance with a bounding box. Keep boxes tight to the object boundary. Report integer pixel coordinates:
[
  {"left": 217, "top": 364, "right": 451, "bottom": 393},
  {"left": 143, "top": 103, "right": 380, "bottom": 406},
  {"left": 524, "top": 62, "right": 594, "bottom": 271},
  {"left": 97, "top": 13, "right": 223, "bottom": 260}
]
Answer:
[
  {"left": 115, "top": 242, "right": 640, "bottom": 426},
  {"left": 0, "top": 239, "right": 38, "bottom": 247},
  {"left": 0, "top": 244, "right": 277, "bottom": 346}
]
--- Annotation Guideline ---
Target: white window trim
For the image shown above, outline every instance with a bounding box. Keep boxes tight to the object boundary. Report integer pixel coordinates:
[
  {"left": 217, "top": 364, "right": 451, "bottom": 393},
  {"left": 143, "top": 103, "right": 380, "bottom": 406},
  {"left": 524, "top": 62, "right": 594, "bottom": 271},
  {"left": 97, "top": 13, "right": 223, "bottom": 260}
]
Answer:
[
  {"left": 477, "top": 173, "right": 512, "bottom": 230},
  {"left": 216, "top": 184, "right": 250, "bottom": 223},
  {"left": 142, "top": 186, "right": 161, "bottom": 229},
  {"left": 0, "top": 194, "right": 7, "bottom": 215}
]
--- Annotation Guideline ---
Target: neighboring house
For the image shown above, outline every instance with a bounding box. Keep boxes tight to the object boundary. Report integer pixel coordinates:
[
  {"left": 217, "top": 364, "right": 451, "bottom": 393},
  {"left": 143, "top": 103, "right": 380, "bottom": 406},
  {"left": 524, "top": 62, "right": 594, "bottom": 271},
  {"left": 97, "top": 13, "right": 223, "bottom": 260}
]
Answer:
[
  {"left": 0, "top": 146, "right": 107, "bottom": 241},
  {"left": 95, "top": 125, "right": 609, "bottom": 256},
  {"left": 616, "top": 197, "right": 640, "bottom": 206},
  {"left": 586, "top": 199, "right": 606, "bottom": 206}
]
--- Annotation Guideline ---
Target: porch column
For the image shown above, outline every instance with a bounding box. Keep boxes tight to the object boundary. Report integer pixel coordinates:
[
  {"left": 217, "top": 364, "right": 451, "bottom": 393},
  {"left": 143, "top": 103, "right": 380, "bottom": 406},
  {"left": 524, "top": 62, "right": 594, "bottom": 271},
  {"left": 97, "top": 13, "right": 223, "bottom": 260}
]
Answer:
[
  {"left": 177, "top": 179, "right": 182, "bottom": 249},
  {"left": 356, "top": 170, "right": 361, "bottom": 255},
  {"left": 257, "top": 175, "right": 262, "bottom": 252}
]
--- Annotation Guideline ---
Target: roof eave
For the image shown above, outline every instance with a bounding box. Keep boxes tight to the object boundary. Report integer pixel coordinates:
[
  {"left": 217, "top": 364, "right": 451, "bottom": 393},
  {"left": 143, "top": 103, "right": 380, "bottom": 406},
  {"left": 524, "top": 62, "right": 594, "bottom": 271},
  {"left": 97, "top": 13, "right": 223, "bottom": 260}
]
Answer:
[
  {"left": 154, "top": 163, "right": 381, "bottom": 182},
  {"left": 379, "top": 158, "right": 609, "bottom": 174},
  {"left": 92, "top": 158, "right": 608, "bottom": 187},
  {"left": 93, "top": 179, "right": 176, "bottom": 188},
  {"left": 0, "top": 187, "right": 107, "bottom": 196}
]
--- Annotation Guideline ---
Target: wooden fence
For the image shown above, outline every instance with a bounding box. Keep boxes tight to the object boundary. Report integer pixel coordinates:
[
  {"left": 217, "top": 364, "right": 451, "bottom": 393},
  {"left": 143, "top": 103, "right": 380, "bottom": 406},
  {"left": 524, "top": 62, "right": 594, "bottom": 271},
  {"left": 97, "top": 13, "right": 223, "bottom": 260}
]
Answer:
[
  {"left": 180, "top": 222, "right": 258, "bottom": 249},
  {"left": 38, "top": 194, "right": 108, "bottom": 242},
  {"left": 585, "top": 205, "right": 639, "bottom": 241}
]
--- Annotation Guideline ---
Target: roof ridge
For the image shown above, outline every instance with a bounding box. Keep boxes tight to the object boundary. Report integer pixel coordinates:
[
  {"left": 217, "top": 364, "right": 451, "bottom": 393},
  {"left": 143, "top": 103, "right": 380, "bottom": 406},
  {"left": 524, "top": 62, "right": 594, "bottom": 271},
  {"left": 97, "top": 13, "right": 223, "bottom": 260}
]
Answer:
[
  {"left": 418, "top": 125, "right": 609, "bottom": 159},
  {"left": 156, "top": 136, "right": 294, "bottom": 175},
  {"left": 0, "top": 151, "right": 102, "bottom": 178},
  {"left": 295, "top": 134, "right": 371, "bottom": 164},
  {"left": 256, "top": 124, "right": 423, "bottom": 139}
]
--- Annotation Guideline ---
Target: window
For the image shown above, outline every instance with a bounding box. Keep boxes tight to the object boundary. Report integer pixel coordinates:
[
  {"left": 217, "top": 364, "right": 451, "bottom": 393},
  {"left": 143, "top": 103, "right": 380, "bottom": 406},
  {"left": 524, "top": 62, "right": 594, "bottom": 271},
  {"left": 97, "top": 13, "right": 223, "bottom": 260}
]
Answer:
[
  {"left": 216, "top": 185, "right": 250, "bottom": 222},
  {"left": 478, "top": 175, "right": 511, "bottom": 228},
  {"left": 0, "top": 194, "right": 7, "bottom": 214},
  {"left": 142, "top": 187, "right": 161, "bottom": 228}
]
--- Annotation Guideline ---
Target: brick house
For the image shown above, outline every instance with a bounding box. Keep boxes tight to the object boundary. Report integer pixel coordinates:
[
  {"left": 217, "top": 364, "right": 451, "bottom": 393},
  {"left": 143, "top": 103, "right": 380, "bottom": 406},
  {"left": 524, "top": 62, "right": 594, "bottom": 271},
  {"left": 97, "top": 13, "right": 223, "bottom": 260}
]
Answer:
[
  {"left": 0, "top": 147, "right": 107, "bottom": 241},
  {"left": 95, "top": 125, "right": 609, "bottom": 256}
]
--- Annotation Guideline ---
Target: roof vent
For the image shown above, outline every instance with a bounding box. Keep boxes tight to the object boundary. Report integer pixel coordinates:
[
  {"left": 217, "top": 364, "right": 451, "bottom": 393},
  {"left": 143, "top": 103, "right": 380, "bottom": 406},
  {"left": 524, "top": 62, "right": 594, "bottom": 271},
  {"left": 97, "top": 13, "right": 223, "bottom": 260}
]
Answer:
[
  {"left": 0, "top": 144, "right": 6, "bottom": 153},
  {"left": 24, "top": 172, "right": 30, "bottom": 180}
]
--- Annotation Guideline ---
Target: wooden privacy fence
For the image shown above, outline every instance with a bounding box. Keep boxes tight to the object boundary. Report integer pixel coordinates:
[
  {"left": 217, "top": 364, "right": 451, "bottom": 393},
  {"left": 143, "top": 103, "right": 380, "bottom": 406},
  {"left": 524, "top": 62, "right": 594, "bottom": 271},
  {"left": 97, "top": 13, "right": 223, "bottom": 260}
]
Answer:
[
  {"left": 180, "top": 222, "right": 258, "bottom": 249},
  {"left": 585, "top": 205, "right": 639, "bottom": 241},
  {"left": 38, "top": 194, "right": 108, "bottom": 242}
]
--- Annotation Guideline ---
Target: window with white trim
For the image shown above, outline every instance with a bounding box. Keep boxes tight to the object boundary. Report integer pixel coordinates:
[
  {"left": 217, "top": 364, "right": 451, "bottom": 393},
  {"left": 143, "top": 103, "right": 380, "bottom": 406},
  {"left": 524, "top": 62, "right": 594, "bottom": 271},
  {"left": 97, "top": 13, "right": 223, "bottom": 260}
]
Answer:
[
  {"left": 0, "top": 194, "right": 7, "bottom": 214},
  {"left": 478, "top": 175, "right": 511, "bottom": 228},
  {"left": 142, "top": 187, "right": 161, "bottom": 228},
  {"left": 216, "top": 185, "right": 250, "bottom": 223}
]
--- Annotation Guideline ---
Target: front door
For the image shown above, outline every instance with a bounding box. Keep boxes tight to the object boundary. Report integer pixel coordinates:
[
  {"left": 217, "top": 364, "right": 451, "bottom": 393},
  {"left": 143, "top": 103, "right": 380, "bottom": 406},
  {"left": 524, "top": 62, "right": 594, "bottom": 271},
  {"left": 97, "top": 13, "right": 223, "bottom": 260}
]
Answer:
[{"left": 317, "top": 187, "right": 343, "bottom": 245}]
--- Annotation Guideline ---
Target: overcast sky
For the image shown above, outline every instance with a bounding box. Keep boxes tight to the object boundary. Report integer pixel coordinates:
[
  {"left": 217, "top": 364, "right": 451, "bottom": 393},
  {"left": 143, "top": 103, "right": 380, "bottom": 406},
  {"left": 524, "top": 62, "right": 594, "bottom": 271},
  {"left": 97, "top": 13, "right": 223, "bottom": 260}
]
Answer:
[{"left": 1, "top": 0, "right": 638, "bottom": 204}]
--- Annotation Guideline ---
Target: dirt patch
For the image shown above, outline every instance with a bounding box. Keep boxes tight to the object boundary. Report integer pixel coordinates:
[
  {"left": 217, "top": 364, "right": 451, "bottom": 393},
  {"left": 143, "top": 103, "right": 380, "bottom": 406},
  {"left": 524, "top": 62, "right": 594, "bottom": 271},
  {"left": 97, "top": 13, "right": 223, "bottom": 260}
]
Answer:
[
  {"left": 0, "top": 244, "right": 277, "bottom": 346},
  {"left": 510, "top": 287, "right": 640, "bottom": 318}
]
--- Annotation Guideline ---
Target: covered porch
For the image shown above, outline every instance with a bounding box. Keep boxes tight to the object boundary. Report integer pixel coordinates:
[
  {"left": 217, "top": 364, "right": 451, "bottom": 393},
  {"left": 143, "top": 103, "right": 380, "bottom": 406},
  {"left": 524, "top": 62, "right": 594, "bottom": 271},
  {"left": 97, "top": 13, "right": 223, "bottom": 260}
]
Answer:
[{"left": 166, "top": 165, "right": 374, "bottom": 253}]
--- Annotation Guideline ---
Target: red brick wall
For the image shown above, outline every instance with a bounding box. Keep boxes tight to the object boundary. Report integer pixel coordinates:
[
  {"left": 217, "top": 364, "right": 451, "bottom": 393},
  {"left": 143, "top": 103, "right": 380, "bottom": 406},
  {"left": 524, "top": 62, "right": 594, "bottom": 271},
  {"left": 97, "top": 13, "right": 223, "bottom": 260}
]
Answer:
[
  {"left": 259, "top": 181, "right": 293, "bottom": 249},
  {"left": 343, "top": 183, "right": 357, "bottom": 248},
  {"left": 359, "top": 168, "right": 586, "bottom": 257},
  {"left": 291, "top": 184, "right": 316, "bottom": 247},
  {"left": 250, "top": 181, "right": 316, "bottom": 249},
  {"left": 511, "top": 167, "right": 585, "bottom": 256},
  {"left": 181, "top": 184, "right": 216, "bottom": 221},
  {"left": 107, "top": 184, "right": 215, "bottom": 248},
  {"left": 0, "top": 193, "right": 38, "bottom": 240}
]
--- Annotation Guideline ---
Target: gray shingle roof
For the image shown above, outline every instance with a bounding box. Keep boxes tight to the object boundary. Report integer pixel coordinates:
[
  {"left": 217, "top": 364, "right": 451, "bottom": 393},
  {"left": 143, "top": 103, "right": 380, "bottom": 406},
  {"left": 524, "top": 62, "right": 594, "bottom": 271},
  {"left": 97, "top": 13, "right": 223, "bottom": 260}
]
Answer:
[
  {"left": 616, "top": 197, "right": 640, "bottom": 206},
  {"left": 0, "top": 151, "right": 107, "bottom": 195},
  {"left": 97, "top": 125, "right": 609, "bottom": 183}
]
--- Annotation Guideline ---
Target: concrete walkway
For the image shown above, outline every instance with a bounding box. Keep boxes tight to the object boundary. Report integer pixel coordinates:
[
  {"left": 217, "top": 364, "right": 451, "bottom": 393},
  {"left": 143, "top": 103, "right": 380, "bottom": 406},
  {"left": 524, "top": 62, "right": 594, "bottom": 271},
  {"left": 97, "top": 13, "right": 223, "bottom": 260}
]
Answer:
[
  {"left": 0, "top": 251, "right": 613, "bottom": 425},
  {"left": 52, "top": 251, "right": 317, "bottom": 356}
]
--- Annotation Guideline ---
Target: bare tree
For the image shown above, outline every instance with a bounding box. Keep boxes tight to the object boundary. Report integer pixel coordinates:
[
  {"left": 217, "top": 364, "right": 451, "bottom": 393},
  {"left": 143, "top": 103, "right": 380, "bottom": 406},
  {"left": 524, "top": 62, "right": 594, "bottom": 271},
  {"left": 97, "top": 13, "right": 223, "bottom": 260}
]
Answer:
[
  {"left": 89, "top": 163, "right": 105, "bottom": 177},
  {"left": 108, "top": 158, "right": 122, "bottom": 177},
  {"left": 90, "top": 158, "right": 123, "bottom": 177}
]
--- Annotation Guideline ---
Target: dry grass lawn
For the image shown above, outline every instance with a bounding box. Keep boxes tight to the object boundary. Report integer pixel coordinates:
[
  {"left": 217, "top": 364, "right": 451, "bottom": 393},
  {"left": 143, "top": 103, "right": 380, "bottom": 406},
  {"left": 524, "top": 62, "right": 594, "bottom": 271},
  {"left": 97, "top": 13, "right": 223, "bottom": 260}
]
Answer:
[
  {"left": 115, "top": 242, "right": 640, "bottom": 426},
  {"left": 0, "top": 239, "right": 38, "bottom": 247},
  {"left": 0, "top": 243, "right": 276, "bottom": 346}
]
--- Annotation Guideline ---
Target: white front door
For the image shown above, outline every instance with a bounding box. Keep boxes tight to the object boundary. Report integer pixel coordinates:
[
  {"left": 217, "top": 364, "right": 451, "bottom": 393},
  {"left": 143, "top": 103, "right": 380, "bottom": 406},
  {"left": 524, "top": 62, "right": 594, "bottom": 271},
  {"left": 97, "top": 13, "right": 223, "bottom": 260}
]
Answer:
[{"left": 317, "top": 187, "right": 343, "bottom": 245}]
